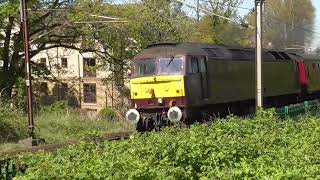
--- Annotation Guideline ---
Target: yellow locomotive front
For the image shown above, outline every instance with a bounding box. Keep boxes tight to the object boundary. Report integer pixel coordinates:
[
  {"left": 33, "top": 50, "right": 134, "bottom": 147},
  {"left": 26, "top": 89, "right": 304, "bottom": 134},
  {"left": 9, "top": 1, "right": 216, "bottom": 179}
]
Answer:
[{"left": 126, "top": 56, "right": 187, "bottom": 130}]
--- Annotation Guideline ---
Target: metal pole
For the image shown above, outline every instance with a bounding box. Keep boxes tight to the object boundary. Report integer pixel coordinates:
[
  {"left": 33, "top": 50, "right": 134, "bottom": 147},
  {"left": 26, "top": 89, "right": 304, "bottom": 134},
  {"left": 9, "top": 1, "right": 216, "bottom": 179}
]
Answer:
[
  {"left": 196, "top": 0, "right": 200, "bottom": 21},
  {"left": 78, "top": 54, "right": 82, "bottom": 108},
  {"left": 255, "top": 0, "right": 264, "bottom": 109},
  {"left": 111, "top": 63, "right": 114, "bottom": 108},
  {"left": 20, "top": 0, "right": 35, "bottom": 138}
]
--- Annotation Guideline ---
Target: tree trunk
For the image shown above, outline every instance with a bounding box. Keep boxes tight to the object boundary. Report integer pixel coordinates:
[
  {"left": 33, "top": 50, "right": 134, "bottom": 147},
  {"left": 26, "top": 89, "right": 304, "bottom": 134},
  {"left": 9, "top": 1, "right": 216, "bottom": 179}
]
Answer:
[{"left": 1, "top": 17, "right": 15, "bottom": 98}]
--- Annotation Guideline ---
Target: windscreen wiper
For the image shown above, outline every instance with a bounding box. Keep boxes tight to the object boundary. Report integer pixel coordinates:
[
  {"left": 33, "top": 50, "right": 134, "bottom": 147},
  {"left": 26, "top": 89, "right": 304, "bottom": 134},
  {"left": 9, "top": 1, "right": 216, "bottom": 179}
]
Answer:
[{"left": 166, "top": 56, "right": 174, "bottom": 68}]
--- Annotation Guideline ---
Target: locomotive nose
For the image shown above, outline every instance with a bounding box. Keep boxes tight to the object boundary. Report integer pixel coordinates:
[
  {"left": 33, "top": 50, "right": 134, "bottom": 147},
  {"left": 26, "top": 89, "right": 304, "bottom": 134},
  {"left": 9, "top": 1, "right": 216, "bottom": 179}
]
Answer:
[
  {"left": 126, "top": 109, "right": 140, "bottom": 124},
  {"left": 167, "top": 106, "right": 182, "bottom": 122}
]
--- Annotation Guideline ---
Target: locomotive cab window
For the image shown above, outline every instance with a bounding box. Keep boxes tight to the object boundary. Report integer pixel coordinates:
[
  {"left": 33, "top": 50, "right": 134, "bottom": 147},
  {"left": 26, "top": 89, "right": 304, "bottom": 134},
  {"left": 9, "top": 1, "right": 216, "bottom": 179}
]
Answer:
[
  {"left": 133, "top": 59, "right": 157, "bottom": 77},
  {"left": 159, "top": 57, "right": 183, "bottom": 75},
  {"left": 131, "top": 57, "right": 184, "bottom": 77}
]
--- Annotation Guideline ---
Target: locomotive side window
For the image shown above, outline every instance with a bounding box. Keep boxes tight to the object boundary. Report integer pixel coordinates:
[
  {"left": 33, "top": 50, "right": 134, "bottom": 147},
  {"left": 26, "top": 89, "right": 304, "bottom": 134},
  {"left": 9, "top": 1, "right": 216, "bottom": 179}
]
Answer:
[
  {"left": 199, "top": 58, "right": 207, "bottom": 73},
  {"left": 190, "top": 57, "right": 199, "bottom": 73}
]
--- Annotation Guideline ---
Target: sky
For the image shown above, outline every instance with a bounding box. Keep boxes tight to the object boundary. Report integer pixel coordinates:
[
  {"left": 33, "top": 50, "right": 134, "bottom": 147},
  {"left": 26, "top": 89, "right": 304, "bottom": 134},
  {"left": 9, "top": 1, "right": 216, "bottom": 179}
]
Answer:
[{"left": 241, "top": 0, "right": 320, "bottom": 47}]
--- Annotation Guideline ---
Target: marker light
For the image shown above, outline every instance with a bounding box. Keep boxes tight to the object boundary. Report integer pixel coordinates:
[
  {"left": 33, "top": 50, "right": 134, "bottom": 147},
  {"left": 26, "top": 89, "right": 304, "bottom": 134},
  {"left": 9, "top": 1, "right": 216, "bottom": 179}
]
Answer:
[
  {"left": 126, "top": 109, "right": 140, "bottom": 124},
  {"left": 167, "top": 106, "right": 182, "bottom": 122}
]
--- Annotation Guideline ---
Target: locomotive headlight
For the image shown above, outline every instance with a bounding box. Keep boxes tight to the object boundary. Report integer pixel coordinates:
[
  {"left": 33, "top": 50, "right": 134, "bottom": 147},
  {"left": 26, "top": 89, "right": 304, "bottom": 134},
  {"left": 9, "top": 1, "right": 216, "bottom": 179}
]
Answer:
[
  {"left": 126, "top": 109, "right": 140, "bottom": 124},
  {"left": 167, "top": 106, "right": 182, "bottom": 122},
  {"left": 157, "top": 98, "right": 163, "bottom": 104}
]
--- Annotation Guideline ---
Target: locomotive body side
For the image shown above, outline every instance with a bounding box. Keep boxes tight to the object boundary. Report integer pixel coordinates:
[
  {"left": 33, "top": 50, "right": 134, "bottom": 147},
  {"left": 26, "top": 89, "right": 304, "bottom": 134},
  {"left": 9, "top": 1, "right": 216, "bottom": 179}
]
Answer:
[{"left": 205, "top": 55, "right": 300, "bottom": 104}]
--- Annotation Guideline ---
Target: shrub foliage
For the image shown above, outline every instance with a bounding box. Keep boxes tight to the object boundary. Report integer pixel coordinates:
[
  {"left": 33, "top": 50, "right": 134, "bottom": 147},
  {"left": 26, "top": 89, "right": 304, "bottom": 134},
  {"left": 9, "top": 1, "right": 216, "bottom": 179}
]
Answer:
[
  {"left": 16, "top": 112, "right": 320, "bottom": 179},
  {"left": 0, "top": 105, "right": 28, "bottom": 143}
]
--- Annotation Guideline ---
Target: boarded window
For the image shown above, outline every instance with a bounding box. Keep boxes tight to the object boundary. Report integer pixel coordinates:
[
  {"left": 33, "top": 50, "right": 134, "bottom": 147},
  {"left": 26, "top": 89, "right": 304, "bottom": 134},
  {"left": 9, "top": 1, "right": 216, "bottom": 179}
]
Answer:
[
  {"left": 40, "top": 82, "right": 48, "bottom": 94},
  {"left": 83, "top": 58, "right": 96, "bottom": 77},
  {"left": 40, "top": 58, "right": 46, "bottom": 65},
  {"left": 61, "top": 58, "right": 68, "bottom": 68},
  {"left": 83, "top": 83, "right": 96, "bottom": 103},
  {"left": 59, "top": 83, "right": 68, "bottom": 100}
]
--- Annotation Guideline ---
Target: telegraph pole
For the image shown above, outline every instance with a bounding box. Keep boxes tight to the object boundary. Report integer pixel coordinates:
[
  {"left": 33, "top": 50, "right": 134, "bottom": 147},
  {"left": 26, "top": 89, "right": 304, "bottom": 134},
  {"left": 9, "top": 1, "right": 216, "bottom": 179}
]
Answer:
[
  {"left": 255, "top": 0, "right": 264, "bottom": 109},
  {"left": 20, "top": 0, "right": 35, "bottom": 139}
]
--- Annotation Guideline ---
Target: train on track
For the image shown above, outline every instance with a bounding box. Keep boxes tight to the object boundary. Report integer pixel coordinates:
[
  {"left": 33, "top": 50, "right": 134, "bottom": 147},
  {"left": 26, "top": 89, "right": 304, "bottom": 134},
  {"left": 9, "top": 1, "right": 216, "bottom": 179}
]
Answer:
[{"left": 125, "top": 42, "right": 320, "bottom": 131}]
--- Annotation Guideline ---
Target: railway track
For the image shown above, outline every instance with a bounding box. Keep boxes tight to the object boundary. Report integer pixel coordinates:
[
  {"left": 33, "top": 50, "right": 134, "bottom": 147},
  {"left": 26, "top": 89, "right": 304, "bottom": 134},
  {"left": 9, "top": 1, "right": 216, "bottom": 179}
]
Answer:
[{"left": 0, "top": 131, "right": 133, "bottom": 158}]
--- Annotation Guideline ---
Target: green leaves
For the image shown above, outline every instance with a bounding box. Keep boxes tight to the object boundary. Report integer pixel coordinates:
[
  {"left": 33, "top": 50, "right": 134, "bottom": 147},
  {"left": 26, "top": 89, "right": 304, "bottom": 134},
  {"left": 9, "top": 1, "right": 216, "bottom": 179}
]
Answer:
[{"left": 16, "top": 113, "right": 320, "bottom": 179}]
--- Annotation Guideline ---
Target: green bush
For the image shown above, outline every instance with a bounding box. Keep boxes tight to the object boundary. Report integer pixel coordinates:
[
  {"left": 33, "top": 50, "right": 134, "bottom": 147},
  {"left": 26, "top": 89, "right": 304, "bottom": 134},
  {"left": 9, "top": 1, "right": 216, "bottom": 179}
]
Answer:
[
  {"left": 0, "top": 105, "right": 28, "bottom": 143},
  {"left": 39, "top": 101, "right": 68, "bottom": 114},
  {"left": 16, "top": 112, "right": 320, "bottom": 179},
  {"left": 97, "top": 107, "right": 118, "bottom": 121}
]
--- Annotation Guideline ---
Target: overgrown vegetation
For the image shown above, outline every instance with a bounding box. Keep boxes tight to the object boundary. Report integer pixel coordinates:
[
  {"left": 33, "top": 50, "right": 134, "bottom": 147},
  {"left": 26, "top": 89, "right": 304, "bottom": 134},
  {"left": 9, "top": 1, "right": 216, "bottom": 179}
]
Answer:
[
  {"left": 35, "top": 102, "right": 132, "bottom": 144},
  {"left": 0, "top": 104, "right": 27, "bottom": 143},
  {"left": 14, "top": 110, "right": 320, "bottom": 179},
  {"left": 0, "top": 102, "right": 132, "bottom": 154}
]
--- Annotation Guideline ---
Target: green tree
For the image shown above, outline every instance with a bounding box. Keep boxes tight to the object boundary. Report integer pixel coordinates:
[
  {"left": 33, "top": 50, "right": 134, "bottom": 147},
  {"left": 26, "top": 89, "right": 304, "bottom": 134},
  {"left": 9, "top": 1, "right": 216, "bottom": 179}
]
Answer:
[
  {"left": 187, "top": 0, "right": 252, "bottom": 46},
  {"left": 70, "top": 0, "right": 191, "bottom": 81},
  {"left": 0, "top": 0, "right": 79, "bottom": 100},
  {"left": 263, "top": 0, "right": 315, "bottom": 49}
]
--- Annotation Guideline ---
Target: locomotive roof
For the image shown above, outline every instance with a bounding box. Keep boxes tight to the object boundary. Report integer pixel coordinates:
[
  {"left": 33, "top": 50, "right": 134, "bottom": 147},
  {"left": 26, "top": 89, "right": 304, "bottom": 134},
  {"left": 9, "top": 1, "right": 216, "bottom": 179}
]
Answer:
[
  {"left": 132, "top": 42, "right": 211, "bottom": 60},
  {"left": 132, "top": 42, "right": 320, "bottom": 61}
]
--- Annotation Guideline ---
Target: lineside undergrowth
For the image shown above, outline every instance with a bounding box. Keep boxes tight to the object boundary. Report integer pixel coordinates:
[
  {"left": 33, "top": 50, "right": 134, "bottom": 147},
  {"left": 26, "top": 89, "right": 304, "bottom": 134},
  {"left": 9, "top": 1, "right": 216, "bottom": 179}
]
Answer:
[{"left": 15, "top": 110, "right": 320, "bottom": 179}]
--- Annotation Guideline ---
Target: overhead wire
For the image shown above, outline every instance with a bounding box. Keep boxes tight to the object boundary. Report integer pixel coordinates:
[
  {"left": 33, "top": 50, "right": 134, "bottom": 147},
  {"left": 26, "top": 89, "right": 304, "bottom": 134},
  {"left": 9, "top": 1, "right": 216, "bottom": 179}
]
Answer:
[
  {"left": 198, "top": 0, "right": 254, "bottom": 11},
  {"left": 263, "top": 14, "right": 320, "bottom": 36},
  {"left": 177, "top": 0, "right": 254, "bottom": 28},
  {"left": 194, "top": 0, "right": 320, "bottom": 36}
]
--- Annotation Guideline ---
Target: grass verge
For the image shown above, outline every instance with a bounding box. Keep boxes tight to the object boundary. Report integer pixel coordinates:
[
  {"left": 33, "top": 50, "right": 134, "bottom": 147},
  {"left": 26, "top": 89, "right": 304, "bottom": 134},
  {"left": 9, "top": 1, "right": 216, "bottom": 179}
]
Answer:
[{"left": 0, "top": 103, "right": 133, "bottom": 154}]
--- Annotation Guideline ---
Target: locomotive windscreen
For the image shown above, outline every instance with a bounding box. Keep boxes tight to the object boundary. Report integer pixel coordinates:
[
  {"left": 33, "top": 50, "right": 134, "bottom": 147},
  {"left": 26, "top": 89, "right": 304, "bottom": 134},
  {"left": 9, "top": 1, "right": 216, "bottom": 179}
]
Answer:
[
  {"left": 159, "top": 57, "right": 183, "bottom": 75},
  {"left": 133, "top": 59, "right": 157, "bottom": 77},
  {"left": 132, "top": 57, "right": 184, "bottom": 77}
]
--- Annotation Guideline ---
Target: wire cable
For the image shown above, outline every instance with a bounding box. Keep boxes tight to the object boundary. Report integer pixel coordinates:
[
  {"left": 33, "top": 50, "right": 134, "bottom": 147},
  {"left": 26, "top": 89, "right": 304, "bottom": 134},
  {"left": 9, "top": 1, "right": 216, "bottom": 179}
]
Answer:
[
  {"left": 263, "top": 14, "right": 320, "bottom": 35},
  {"left": 199, "top": 0, "right": 254, "bottom": 11}
]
